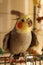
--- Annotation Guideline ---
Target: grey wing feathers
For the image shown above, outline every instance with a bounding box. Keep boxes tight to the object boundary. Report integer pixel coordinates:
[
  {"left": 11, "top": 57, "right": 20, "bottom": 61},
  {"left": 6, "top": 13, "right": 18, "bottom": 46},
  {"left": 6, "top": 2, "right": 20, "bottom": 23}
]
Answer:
[
  {"left": 29, "top": 31, "right": 39, "bottom": 48},
  {"left": 3, "top": 31, "right": 11, "bottom": 52}
]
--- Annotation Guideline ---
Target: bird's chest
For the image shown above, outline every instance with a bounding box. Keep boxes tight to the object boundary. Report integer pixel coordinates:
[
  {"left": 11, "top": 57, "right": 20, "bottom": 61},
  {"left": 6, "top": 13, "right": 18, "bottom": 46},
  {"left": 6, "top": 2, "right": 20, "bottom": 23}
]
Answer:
[
  {"left": 10, "top": 32, "right": 32, "bottom": 45},
  {"left": 10, "top": 32, "right": 32, "bottom": 54}
]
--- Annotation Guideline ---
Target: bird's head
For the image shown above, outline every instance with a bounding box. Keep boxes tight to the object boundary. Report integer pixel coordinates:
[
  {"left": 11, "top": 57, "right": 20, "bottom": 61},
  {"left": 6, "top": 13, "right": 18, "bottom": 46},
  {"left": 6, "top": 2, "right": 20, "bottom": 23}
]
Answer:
[{"left": 16, "top": 15, "right": 33, "bottom": 33}]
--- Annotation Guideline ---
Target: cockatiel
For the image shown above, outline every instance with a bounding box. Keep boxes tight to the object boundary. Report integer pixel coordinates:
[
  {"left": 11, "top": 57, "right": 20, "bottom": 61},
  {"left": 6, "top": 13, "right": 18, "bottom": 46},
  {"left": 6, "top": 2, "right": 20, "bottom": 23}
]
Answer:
[{"left": 3, "top": 10, "right": 38, "bottom": 59}]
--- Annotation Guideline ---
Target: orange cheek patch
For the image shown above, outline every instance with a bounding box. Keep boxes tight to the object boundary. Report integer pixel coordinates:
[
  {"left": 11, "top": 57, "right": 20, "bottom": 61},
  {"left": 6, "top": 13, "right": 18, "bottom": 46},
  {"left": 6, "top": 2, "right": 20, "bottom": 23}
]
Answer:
[{"left": 17, "top": 22, "right": 23, "bottom": 29}]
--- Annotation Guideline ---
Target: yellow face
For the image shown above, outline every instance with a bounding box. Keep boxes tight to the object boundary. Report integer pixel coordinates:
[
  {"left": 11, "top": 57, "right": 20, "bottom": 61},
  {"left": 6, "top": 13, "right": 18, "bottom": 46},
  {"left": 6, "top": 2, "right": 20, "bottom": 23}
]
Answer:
[{"left": 16, "top": 16, "right": 32, "bottom": 33}]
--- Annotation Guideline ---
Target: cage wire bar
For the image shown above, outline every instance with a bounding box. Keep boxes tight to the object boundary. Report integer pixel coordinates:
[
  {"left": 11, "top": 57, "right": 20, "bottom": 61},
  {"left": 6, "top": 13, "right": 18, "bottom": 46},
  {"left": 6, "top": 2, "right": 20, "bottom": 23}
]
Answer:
[{"left": 33, "top": 0, "right": 40, "bottom": 30}]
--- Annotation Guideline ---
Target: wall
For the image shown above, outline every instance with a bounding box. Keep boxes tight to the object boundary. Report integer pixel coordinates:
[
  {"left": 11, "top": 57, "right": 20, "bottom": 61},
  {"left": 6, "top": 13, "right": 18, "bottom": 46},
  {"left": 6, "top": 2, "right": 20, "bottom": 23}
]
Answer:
[{"left": 0, "top": 0, "right": 11, "bottom": 48}]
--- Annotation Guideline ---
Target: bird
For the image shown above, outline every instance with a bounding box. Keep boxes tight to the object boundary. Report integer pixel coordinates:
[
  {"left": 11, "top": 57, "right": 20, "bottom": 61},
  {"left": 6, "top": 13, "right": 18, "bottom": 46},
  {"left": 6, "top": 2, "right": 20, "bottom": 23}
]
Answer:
[{"left": 3, "top": 10, "right": 39, "bottom": 60}]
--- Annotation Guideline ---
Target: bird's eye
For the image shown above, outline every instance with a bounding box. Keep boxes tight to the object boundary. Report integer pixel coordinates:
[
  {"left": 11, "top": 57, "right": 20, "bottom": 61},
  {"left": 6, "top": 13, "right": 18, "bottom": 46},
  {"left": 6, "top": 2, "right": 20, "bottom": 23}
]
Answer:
[
  {"left": 27, "top": 19, "right": 32, "bottom": 27},
  {"left": 28, "top": 22, "right": 32, "bottom": 27},
  {"left": 21, "top": 19, "right": 24, "bottom": 22}
]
